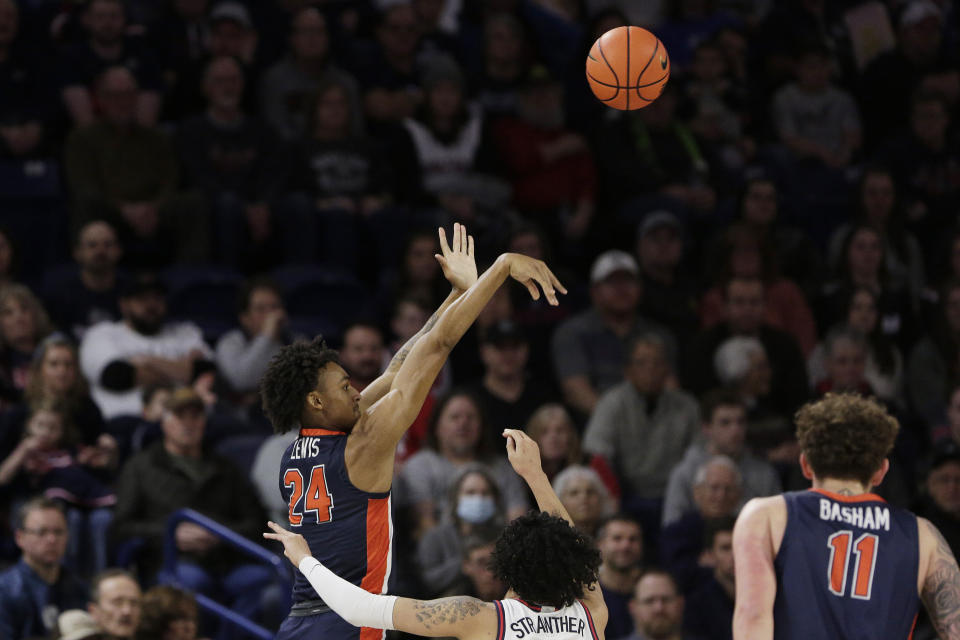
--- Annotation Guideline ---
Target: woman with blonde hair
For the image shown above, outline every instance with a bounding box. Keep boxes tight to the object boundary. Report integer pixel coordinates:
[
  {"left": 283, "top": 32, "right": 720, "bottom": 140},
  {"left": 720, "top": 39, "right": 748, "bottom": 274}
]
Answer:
[
  {"left": 24, "top": 334, "right": 115, "bottom": 468},
  {"left": 0, "top": 284, "right": 53, "bottom": 402},
  {"left": 525, "top": 403, "right": 619, "bottom": 499},
  {"left": 552, "top": 465, "right": 616, "bottom": 537}
]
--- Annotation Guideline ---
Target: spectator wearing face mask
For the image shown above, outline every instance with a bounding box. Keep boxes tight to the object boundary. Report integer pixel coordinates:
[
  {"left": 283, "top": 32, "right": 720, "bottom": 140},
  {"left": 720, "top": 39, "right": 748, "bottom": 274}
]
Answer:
[{"left": 415, "top": 464, "right": 504, "bottom": 596}]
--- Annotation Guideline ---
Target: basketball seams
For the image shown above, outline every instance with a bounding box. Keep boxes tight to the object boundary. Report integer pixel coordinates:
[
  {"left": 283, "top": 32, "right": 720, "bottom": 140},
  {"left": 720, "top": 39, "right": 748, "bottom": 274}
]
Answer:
[
  {"left": 625, "top": 27, "right": 630, "bottom": 110},
  {"left": 596, "top": 37, "right": 620, "bottom": 103},
  {"left": 634, "top": 37, "right": 659, "bottom": 102}
]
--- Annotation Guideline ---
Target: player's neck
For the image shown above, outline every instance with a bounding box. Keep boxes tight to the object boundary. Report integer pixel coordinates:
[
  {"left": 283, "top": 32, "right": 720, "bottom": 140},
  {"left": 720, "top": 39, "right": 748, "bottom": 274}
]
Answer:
[{"left": 813, "top": 478, "right": 872, "bottom": 496}]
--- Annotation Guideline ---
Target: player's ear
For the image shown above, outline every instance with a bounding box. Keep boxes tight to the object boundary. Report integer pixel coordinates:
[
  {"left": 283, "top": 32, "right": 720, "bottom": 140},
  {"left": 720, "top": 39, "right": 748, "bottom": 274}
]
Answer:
[
  {"left": 869, "top": 458, "right": 890, "bottom": 489},
  {"left": 799, "top": 452, "right": 814, "bottom": 481},
  {"left": 307, "top": 391, "right": 323, "bottom": 411}
]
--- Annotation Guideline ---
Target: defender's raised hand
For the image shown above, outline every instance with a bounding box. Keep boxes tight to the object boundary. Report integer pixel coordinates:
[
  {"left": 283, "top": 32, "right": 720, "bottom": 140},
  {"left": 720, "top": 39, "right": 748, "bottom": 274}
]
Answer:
[
  {"left": 264, "top": 521, "right": 312, "bottom": 567},
  {"left": 503, "top": 429, "right": 544, "bottom": 480},
  {"left": 504, "top": 254, "right": 567, "bottom": 306},
  {"left": 435, "top": 223, "right": 477, "bottom": 293}
]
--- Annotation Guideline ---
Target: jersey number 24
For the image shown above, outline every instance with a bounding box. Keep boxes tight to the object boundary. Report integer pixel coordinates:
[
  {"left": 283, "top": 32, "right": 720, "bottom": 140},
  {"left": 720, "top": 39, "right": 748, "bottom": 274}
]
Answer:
[
  {"left": 827, "top": 531, "right": 878, "bottom": 600},
  {"left": 285, "top": 465, "right": 334, "bottom": 526}
]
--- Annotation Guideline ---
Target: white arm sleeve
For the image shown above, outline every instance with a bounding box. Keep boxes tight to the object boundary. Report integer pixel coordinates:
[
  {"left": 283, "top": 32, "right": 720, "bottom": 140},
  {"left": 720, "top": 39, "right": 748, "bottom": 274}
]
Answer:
[{"left": 298, "top": 557, "right": 397, "bottom": 630}]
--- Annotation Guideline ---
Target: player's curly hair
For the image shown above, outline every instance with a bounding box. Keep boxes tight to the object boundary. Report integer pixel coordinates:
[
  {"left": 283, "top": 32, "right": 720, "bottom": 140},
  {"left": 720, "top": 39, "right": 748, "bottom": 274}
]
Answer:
[
  {"left": 795, "top": 393, "right": 899, "bottom": 486},
  {"left": 491, "top": 512, "right": 601, "bottom": 609},
  {"left": 260, "top": 336, "right": 341, "bottom": 434}
]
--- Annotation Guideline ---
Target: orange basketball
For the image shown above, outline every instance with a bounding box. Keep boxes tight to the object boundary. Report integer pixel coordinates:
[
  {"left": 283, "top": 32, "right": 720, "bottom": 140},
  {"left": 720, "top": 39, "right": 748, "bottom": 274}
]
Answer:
[{"left": 586, "top": 26, "right": 670, "bottom": 110}]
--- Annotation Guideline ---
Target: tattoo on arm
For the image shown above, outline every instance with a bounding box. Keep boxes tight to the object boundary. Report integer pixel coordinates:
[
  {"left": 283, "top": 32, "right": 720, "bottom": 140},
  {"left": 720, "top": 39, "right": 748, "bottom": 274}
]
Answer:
[
  {"left": 922, "top": 521, "right": 960, "bottom": 639},
  {"left": 412, "top": 597, "right": 485, "bottom": 631},
  {"left": 386, "top": 308, "right": 443, "bottom": 373}
]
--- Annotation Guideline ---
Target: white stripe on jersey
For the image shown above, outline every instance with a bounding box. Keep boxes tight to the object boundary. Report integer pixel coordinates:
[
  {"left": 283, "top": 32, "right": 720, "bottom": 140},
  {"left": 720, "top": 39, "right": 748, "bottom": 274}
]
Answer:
[{"left": 496, "top": 599, "right": 600, "bottom": 640}]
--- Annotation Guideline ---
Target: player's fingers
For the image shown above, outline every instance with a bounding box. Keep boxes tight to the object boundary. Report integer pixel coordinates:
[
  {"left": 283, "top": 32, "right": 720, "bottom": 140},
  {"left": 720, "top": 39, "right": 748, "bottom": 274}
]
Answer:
[
  {"left": 460, "top": 224, "right": 468, "bottom": 252},
  {"left": 468, "top": 235, "right": 475, "bottom": 259},
  {"left": 435, "top": 254, "right": 448, "bottom": 270},
  {"left": 535, "top": 273, "right": 558, "bottom": 306},
  {"left": 523, "top": 279, "right": 540, "bottom": 300},
  {"left": 438, "top": 227, "right": 451, "bottom": 256},
  {"left": 267, "top": 521, "right": 283, "bottom": 532},
  {"left": 452, "top": 222, "right": 461, "bottom": 253},
  {"left": 548, "top": 270, "right": 567, "bottom": 295}
]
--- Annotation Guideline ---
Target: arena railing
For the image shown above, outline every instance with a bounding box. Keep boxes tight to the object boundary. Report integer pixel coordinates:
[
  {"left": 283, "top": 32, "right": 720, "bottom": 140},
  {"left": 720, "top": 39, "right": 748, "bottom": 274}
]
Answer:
[{"left": 162, "top": 508, "right": 292, "bottom": 640}]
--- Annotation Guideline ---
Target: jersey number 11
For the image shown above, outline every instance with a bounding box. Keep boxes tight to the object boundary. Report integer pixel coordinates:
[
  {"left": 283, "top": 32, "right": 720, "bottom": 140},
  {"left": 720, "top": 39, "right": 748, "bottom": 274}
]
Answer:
[{"left": 827, "top": 531, "right": 878, "bottom": 600}]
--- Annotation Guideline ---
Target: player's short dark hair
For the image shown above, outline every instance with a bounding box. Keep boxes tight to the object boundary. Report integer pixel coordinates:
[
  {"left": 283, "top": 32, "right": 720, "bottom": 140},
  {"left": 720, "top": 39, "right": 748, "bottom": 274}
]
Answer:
[
  {"left": 795, "top": 393, "right": 899, "bottom": 485},
  {"left": 703, "top": 516, "right": 736, "bottom": 549},
  {"left": 260, "top": 336, "right": 341, "bottom": 434},
  {"left": 491, "top": 512, "right": 601, "bottom": 609},
  {"left": 700, "top": 388, "right": 745, "bottom": 424}
]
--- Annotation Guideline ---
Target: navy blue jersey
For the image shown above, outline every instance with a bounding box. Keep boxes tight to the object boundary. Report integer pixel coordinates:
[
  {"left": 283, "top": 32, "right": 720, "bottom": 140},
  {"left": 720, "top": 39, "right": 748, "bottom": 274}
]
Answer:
[
  {"left": 773, "top": 489, "right": 919, "bottom": 639},
  {"left": 278, "top": 427, "right": 392, "bottom": 640}
]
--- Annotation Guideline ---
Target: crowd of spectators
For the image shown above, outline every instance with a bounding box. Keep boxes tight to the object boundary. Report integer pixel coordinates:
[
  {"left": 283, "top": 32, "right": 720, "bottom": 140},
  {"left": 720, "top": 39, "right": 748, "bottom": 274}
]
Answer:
[{"left": 1, "top": 0, "right": 960, "bottom": 638}]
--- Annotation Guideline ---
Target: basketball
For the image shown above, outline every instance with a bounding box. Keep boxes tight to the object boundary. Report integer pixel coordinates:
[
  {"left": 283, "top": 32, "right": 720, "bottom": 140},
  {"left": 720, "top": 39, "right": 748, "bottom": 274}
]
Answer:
[{"left": 586, "top": 26, "right": 670, "bottom": 110}]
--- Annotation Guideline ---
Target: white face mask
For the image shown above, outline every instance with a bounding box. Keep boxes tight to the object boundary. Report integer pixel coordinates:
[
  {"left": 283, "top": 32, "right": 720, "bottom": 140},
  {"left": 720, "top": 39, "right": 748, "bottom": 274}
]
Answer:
[{"left": 457, "top": 495, "right": 496, "bottom": 524}]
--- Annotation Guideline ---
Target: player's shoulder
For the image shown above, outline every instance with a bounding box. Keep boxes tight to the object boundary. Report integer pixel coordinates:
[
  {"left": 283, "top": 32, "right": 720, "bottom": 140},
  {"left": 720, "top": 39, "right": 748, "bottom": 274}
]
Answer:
[{"left": 735, "top": 495, "right": 786, "bottom": 536}]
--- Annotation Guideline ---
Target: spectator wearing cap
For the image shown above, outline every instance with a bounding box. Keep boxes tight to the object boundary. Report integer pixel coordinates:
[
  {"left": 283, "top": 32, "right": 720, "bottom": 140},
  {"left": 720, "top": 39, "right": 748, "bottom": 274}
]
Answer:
[
  {"left": 259, "top": 5, "right": 362, "bottom": 141},
  {"left": 58, "top": 609, "right": 104, "bottom": 640},
  {"left": 392, "top": 55, "right": 497, "bottom": 206},
  {"left": 583, "top": 332, "right": 699, "bottom": 540},
  {"left": 551, "top": 249, "right": 677, "bottom": 417},
  {"left": 64, "top": 66, "right": 210, "bottom": 269},
  {"left": 59, "top": 0, "right": 163, "bottom": 127},
  {"left": 700, "top": 222, "right": 817, "bottom": 356},
  {"left": 467, "top": 320, "right": 558, "bottom": 433},
  {"left": 492, "top": 64, "right": 597, "bottom": 245},
  {"left": 917, "top": 442, "right": 960, "bottom": 559},
  {"left": 175, "top": 55, "right": 291, "bottom": 270},
  {"left": 682, "top": 275, "right": 808, "bottom": 418},
  {"left": 79, "top": 273, "right": 212, "bottom": 420},
  {"left": 112, "top": 387, "right": 273, "bottom": 621},
  {"left": 858, "top": 0, "right": 958, "bottom": 147},
  {"left": 207, "top": 2, "right": 259, "bottom": 68},
  {"left": 0, "top": 497, "right": 88, "bottom": 640},
  {"left": 662, "top": 389, "right": 780, "bottom": 527},
  {"left": 43, "top": 220, "right": 125, "bottom": 342},
  {"left": 635, "top": 211, "right": 700, "bottom": 344}
]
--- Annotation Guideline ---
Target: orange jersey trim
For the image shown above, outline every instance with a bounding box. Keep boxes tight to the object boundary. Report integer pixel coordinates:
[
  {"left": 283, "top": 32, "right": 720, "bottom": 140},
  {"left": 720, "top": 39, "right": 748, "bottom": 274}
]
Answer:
[
  {"left": 810, "top": 488, "right": 886, "bottom": 503},
  {"left": 359, "top": 496, "right": 392, "bottom": 640},
  {"left": 298, "top": 427, "right": 345, "bottom": 437}
]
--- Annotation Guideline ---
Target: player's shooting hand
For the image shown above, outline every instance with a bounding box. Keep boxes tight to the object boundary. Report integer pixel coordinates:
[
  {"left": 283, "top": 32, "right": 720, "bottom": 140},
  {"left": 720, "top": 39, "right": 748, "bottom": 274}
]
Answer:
[
  {"left": 503, "top": 429, "right": 544, "bottom": 480},
  {"left": 503, "top": 254, "right": 567, "bottom": 306},
  {"left": 435, "top": 222, "right": 478, "bottom": 293},
  {"left": 264, "top": 521, "right": 312, "bottom": 567}
]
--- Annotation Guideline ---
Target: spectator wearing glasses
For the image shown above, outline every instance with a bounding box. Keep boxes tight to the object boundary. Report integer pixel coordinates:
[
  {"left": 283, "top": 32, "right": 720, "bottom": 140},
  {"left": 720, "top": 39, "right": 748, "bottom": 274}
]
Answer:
[{"left": 0, "top": 497, "right": 88, "bottom": 640}]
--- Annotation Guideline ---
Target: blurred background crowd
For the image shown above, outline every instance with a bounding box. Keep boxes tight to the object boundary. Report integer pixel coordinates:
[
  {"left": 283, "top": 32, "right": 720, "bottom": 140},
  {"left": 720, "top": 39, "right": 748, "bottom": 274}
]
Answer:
[{"left": 0, "top": 0, "right": 959, "bottom": 638}]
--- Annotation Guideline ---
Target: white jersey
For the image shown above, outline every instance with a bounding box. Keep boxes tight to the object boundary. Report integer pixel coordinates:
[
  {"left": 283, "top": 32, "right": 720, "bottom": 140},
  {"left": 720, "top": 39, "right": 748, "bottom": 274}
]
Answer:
[{"left": 495, "top": 598, "right": 601, "bottom": 640}]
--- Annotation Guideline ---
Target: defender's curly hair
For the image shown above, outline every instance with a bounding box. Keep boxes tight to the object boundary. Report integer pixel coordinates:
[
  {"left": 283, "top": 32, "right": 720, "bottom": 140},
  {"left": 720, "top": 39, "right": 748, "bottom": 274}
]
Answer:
[
  {"left": 795, "top": 393, "right": 899, "bottom": 485},
  {"left": 491, "top": 511, "right": 601, "bottom": 609},
  {"left": 260, "top": 336, "right": 341, "bottom": 434}
]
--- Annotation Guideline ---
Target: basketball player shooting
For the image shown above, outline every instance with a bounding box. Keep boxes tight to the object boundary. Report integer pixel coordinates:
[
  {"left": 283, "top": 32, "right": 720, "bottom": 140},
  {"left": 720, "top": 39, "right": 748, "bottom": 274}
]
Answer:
[
  {"left": 260, "top": 224, "right": 567, "bottom": 640},
  {"left": 265, "top": 429, "right": 608, "bottom": 640},
  {"left": 733, "top": 393, "right": 960, "bottom": 639}
]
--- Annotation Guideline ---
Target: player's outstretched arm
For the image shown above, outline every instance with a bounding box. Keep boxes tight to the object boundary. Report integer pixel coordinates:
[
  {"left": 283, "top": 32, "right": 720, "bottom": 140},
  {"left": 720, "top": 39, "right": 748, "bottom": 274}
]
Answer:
[
  {"left": 357, "top": 253, "right": 565, "bottom": 454},
  {"left": 503, "top": 429, "right": 608, "bottom": 632},
  {"left": 359, "top": 223, "right": 478, "bottom": 412},
  {"left": 919, "top": 517, "right": 960, "bottom": 639},
  {"left": 264, "top": 521, "right": 496, "bottom": 640},
  {"left": 732, "top": 497, "right": 778, "bottom": 640}
]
